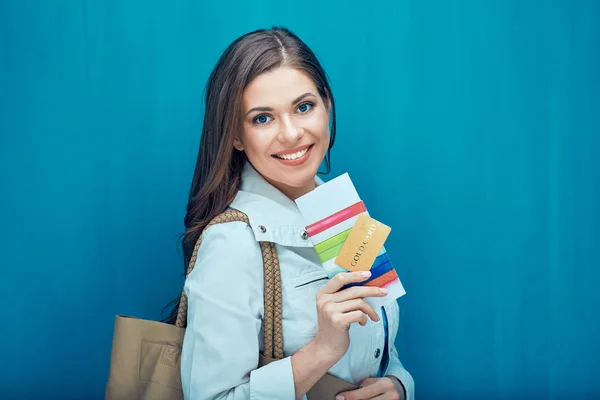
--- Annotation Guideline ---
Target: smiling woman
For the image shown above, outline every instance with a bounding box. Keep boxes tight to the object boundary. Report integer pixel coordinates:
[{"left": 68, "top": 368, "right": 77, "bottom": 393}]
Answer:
[
  {"left": 235, "top": 67, "right": 331, "bottom": 199},
  {"left": 170, "top": 26, "right": 414, "bottom": 400}
]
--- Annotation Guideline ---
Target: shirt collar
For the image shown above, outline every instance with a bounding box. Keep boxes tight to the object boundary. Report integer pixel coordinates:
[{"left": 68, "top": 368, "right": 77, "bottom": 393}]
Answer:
[{"left": 229, "top": 161, "right": 324, "bottom": 247}]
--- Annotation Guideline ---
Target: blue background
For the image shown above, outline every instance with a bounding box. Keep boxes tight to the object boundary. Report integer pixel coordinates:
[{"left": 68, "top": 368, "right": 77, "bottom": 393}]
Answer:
[{"left": 1, "top": 1, "right": 599, "bottom": 399}]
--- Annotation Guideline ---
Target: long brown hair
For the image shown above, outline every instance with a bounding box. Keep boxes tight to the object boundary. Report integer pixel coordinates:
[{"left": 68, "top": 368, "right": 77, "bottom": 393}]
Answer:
[{"left": 163, "top": 26, "right": 337, "bottom": 324}]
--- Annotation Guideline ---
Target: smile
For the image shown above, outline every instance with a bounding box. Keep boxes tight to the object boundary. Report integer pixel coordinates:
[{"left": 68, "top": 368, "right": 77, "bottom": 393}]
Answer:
[
  {"left": 272, "top": 144, "right": 314, "bottom": 166},
  {"left": 274, "top": 146, "right": 310, "bottom": 160}
]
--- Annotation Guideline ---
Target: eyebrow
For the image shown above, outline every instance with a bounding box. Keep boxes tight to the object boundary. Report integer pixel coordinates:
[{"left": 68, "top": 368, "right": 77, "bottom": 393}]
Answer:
[{"left": 245, "top": 92, "right": 316, "bottom": 116}]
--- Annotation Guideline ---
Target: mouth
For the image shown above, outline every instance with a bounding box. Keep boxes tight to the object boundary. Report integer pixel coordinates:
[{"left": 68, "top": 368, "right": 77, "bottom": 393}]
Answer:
[{"left": 272, "top": 144, "right": 314, "bottom": 166}]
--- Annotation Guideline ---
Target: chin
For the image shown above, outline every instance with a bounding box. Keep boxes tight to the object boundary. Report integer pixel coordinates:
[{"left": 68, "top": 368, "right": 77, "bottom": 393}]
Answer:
[
  {"left": 286, "top": 177, "right": 316, "bottom": 189},
  {"left": 275, "top": 169, "right": 316, "bottom": 188}
]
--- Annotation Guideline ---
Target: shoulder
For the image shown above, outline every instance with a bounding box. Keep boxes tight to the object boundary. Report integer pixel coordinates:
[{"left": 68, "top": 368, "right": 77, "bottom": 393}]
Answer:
[
  {"left": 185, "top": 217, "right": 264, "bottom": 288},
  {"left": 201, "top": 217, "right": 257, "bottom": 248}
]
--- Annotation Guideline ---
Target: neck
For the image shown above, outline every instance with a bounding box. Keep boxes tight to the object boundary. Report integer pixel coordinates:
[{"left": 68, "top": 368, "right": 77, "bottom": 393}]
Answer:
[{"left": 266, "top": 177, "right": 317, "bottom": 201}]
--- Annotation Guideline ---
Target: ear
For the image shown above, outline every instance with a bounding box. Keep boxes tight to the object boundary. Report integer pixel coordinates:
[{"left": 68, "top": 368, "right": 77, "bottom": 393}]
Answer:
[
  {"left": 233, "top": 137, "right": 244, "bottom": 151},
  {"left": 322, "top": 91, "right": 332, "bottom": 117},
  {"left": 323, "top": 88, "right": 332, "bottom": 110}
]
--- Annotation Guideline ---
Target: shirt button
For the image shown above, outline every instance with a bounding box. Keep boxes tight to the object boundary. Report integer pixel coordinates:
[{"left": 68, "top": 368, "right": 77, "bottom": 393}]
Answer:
[
  {"left": 374, "top": 348, "right": 381, "bottom": 358},
  {"left": 258, "top": 225, "right": 267, "bottom": 233},
  {"left": 301, "top": 230, "right": 309, "bottom": 240}
]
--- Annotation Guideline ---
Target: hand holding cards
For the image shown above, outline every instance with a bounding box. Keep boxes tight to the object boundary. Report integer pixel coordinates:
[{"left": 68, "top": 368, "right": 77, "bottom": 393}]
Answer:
[{"left": 295, "top": 173, "right": 406, "bottom": 308}]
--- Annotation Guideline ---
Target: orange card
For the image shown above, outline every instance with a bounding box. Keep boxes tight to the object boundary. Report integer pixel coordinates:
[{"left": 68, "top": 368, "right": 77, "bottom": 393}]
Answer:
[{"left": 334, "top": 214, "right": 391, "bottom": 272}]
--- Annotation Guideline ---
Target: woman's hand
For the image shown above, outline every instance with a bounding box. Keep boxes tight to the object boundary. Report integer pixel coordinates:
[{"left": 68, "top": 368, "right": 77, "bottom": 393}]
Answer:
[
  {"left": 335, "top": 377, "right": 405, "bottom": 400},
  {"left": 313, "top": 270, "right": 389, "bottom": 361}
]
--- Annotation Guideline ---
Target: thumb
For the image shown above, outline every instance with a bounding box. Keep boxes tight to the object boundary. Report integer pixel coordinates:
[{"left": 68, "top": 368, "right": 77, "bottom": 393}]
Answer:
[{"left": 359, "top": 377, "right": 379, "bottom": 387}]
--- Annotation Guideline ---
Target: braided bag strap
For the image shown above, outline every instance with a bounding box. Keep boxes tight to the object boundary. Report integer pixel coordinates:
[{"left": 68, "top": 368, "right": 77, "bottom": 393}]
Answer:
[
  {"left": 260, "top": 241, "right": 284, "bottom": 359},
  {"left": 174, "top": 209, "right": 284, "bottom": 359}
]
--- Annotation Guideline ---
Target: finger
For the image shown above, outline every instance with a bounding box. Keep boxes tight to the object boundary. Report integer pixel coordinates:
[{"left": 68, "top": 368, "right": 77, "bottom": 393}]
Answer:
[
  {"left": 332, "top": 285, "right": 389, "bottom": 302},
  {"left": 321, "top": 271, "right": 372, "bottom": 294},
  {"left": 358, "top": 312, "right": 368, "bottom": 327},
  {"left": 366, "top": 378, "right": 399, "bottom": 400},
  {"left": 336, "top": 380, "right": 385, "bottom": 400},
  {"left": 334, "top": 310, "right": 367, "bottom": 330},
  {"left": 337, "top": 298, "right": 380, "bottom": 323},
  {"left": 338, "top": 394, "right": 388, "bottom": 400},
  {"left": 379, "top": 378, "right": 401, "bottom": 399},
  {"left": 378, "top": 392, "right": 399, "bottom": 400}
]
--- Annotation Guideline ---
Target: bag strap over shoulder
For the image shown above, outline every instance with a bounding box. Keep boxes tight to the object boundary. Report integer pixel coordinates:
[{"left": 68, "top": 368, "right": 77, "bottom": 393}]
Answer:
[
  {"left": 174, "top": 209, "right": 283, "bottom": 359},
  {"left": 258, "top": 237, "right": 284, "bottom": 359}
]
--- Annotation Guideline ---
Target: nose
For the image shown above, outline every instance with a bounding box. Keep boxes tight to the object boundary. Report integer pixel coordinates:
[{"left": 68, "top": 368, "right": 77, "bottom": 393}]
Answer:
[{"left": 277, "top": 114, "right": 303, "bottom": 144}]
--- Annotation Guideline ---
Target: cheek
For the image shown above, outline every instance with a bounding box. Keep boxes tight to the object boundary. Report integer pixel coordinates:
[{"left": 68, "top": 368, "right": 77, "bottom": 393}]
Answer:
[
  {"left": 305, "top": 111, "right": 330, "bottom": 139},
  {"left": 241, "top": 128, "right": 273, "bottom": 154}
]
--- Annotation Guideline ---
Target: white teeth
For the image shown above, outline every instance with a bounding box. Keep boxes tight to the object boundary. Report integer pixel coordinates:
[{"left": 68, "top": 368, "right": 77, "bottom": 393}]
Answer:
[{"left": 276, "top": 147, "right": 309, "bottom": 160}]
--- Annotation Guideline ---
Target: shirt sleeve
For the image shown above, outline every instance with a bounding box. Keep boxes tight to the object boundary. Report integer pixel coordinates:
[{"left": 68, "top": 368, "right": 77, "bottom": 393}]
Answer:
[
  {"left": 385, "top": 344, "right": 415, "bottom": 400},
  {"left": 180, "top": 221, "right": 296, "bottom": 400}
]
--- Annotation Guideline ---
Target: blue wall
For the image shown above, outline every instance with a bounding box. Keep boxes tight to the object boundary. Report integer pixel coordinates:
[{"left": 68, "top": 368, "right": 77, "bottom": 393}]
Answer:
[{"left": 1, "top": 1, "right": 598, "bottom": 399}]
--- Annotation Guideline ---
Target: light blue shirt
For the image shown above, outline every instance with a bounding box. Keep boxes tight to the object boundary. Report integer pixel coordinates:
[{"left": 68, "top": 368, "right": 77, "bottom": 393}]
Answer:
[{"left": 181, "top": 162, "right": 415, "bottom": 399}]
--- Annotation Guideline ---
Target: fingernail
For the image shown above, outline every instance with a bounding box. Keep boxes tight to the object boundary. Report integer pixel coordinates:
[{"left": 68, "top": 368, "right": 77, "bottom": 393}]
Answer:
[
  {"left": 336, "top": 396, "right": 345, "bottom": 400},
  {"left": 379, "top": 287, "right": 389, "bottom": 294},
  {"left": 361, "top": 271, "right": 371, "bottom": 278}
]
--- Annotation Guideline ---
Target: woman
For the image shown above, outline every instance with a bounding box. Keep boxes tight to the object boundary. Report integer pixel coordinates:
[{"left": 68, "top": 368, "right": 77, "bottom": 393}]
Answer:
[{"left": 177, "top": 27, "right": 414, "bottom": 400}]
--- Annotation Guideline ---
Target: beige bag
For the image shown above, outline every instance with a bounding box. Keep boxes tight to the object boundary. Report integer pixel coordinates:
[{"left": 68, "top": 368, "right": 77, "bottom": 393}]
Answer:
[{"left": 105, "top": 210, "right": 357, "bottom": 399}]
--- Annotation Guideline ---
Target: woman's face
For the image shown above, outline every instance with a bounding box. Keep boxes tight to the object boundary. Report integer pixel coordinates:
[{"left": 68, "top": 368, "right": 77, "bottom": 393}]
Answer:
[{"left": 235, "top": 66, "right": 331, "bottom": 200}]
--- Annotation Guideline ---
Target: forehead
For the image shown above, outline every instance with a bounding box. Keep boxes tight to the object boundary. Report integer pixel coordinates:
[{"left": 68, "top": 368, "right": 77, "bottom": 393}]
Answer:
[{"left": 243, "top": 67, "right": 318, "bottom": 108}]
